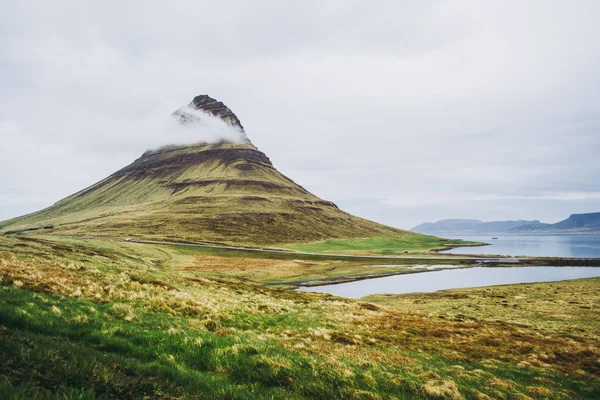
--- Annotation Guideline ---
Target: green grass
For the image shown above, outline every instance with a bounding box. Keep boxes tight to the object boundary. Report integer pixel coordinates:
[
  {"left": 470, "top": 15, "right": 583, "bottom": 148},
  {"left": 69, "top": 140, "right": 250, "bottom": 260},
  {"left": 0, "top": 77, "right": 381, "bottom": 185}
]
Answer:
[
  {"left": 3, "top": 283, "right": 598, "bottom": 399},
  {"left": 161, "top": 240, "right": 477, "bottom": 263},
  {"left": 0, "top": 286, "right": 304, "bottom": 399},
  {"left": 285, "top": 235, "right": 482, "bottom": 255},
  {"left": 0, "top": 287, "right": 430, "bottom": 399}
]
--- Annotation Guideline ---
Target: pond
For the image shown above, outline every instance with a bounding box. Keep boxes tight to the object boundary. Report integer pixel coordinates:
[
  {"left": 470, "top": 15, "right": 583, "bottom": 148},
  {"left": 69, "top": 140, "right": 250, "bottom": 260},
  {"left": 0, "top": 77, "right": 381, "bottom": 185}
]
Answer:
[{"left": 297, "top": 266, "right": 600, "bottom": 298}]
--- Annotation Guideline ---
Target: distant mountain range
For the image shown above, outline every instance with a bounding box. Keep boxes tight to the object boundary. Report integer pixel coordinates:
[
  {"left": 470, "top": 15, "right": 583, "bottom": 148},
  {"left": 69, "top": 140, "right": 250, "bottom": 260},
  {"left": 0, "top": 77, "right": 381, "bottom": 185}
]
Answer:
[{"left": 411, "top": 212, "right": 600, "bottom": 235}]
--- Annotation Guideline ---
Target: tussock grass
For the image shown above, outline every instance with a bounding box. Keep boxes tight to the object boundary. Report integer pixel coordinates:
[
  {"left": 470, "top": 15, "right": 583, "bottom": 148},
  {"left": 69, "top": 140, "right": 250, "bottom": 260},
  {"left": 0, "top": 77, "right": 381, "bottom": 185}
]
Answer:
[{"left": 0, "top": 235, "right": 598, "bottom": 399}]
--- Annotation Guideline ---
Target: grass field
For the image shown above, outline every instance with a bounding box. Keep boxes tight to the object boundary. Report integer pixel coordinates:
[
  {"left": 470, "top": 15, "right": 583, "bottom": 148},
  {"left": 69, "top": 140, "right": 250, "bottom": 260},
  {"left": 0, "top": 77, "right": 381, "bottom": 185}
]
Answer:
[
  {"left": 1, "top": 234, "right": 599, "bottom": 399},
  {"left": 285, "top": 235, "right": 483, "bottom": 255},
  {"left": 159, "top": 240, "right": 476, "bottom": 285},
  {"left": 363, "top": 278, "right": 600, "bottom": 337}
]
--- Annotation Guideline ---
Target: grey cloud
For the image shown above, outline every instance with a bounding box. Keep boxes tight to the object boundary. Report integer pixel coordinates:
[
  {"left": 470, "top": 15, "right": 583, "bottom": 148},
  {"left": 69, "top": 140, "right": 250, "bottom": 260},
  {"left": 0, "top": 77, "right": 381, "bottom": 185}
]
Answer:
[{"left": 1, "top": 0, "right": 599, "bottom": 228}]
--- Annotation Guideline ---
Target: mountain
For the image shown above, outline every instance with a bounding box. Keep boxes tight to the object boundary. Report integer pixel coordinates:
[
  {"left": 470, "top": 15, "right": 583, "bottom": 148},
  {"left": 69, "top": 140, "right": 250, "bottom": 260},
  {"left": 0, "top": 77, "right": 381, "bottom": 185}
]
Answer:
[
  {"left": 1, "top": 95, "right": 422, "bottom": 247},
  {"left": 514, "top": 212, "right": 600, "bottom": 233},
  {"left": 412, "top": 213, "right": 600, "bottom": 235},
  {"left": 411, "top": 219, "right": 542, "bottom": 235}
]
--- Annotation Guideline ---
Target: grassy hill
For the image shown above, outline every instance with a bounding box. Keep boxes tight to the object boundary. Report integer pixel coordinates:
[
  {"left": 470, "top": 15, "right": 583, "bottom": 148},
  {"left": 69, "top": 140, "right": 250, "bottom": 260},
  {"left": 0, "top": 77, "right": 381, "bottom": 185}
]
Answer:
[
  {"left": 0, "top": 142, "right": 431, "bottom": 248},
  {"left": 0, "top": 95, "right": 457, "bottom": 251}
]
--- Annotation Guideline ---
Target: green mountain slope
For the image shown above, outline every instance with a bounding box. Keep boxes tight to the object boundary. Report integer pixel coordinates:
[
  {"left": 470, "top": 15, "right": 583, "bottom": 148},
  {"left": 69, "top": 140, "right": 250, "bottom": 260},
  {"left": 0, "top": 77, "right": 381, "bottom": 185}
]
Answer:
[{"left": 1, "top": 95, "right": 431, "bottom": 248}]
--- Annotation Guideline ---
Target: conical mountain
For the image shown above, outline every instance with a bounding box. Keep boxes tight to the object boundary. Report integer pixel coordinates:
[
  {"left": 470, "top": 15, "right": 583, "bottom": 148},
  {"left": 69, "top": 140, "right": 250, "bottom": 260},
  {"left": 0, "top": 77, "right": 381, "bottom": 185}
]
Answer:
[{"left": 1, "top": 95, "right": 417, "bottom": 247}]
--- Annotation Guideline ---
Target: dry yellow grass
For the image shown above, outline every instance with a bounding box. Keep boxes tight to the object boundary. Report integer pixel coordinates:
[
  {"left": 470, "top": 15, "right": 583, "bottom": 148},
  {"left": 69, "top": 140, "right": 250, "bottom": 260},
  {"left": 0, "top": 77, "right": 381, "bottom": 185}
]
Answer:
[
  {"left": 364, "top": 279, "right": 600, "bottom": 338},
  {"left": 174, "top": 253, "right": 423, "bottom": 284},
  {"left": 176, "top": 255, "right": 317, "bottom": 280}
]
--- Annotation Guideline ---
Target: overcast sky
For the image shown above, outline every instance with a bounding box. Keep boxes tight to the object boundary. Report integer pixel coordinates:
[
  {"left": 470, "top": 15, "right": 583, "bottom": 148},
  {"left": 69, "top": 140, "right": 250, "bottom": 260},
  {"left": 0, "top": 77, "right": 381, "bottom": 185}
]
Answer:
[{"left": 1, "top": 0, "right": 599, "bottom": 229}]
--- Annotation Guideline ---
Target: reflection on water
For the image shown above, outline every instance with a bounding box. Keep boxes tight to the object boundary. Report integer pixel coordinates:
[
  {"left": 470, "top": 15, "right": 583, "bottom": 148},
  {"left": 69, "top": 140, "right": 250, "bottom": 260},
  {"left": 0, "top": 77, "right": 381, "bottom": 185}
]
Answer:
[
  {"left": 441, "top": 234, "right": 600, "bottom": 258},
  {"left": 298, "top": 266, "right": 600, "bottom": 298}
]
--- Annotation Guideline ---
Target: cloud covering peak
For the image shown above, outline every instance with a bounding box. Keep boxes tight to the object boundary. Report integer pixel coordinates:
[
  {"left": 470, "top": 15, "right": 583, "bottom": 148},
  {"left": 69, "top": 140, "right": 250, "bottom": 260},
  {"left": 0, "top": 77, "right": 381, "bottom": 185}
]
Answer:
[{"left": 171, "top": 94, "right": 250, "bottom": 145}]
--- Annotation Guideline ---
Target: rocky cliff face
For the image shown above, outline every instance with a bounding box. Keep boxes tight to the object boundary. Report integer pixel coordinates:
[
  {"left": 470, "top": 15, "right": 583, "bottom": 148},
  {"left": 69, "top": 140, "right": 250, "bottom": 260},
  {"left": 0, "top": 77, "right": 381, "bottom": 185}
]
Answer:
[{"left": 190, "top": 95, "right": 245, "bottom": 132}]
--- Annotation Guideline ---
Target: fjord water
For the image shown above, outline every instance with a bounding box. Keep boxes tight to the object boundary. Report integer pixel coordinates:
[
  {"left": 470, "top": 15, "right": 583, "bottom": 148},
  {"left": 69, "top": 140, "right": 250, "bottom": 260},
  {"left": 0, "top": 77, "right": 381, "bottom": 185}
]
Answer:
[
  {"left": 441, "top": 234, "right": 600, "bottom": 258},
  {"left": 298, "top": 266, "right": 600, "bottom": 298}
]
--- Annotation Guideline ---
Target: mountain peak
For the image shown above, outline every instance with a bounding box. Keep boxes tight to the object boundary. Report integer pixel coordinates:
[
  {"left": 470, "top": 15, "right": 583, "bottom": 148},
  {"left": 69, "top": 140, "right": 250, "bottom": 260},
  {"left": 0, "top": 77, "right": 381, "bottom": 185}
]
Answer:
[
  {"left": 171, "top": 95, "right": 249, "bottom": 145},
  {"left": 189, "top": 94, "right": 245, "bottom": 133}
]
